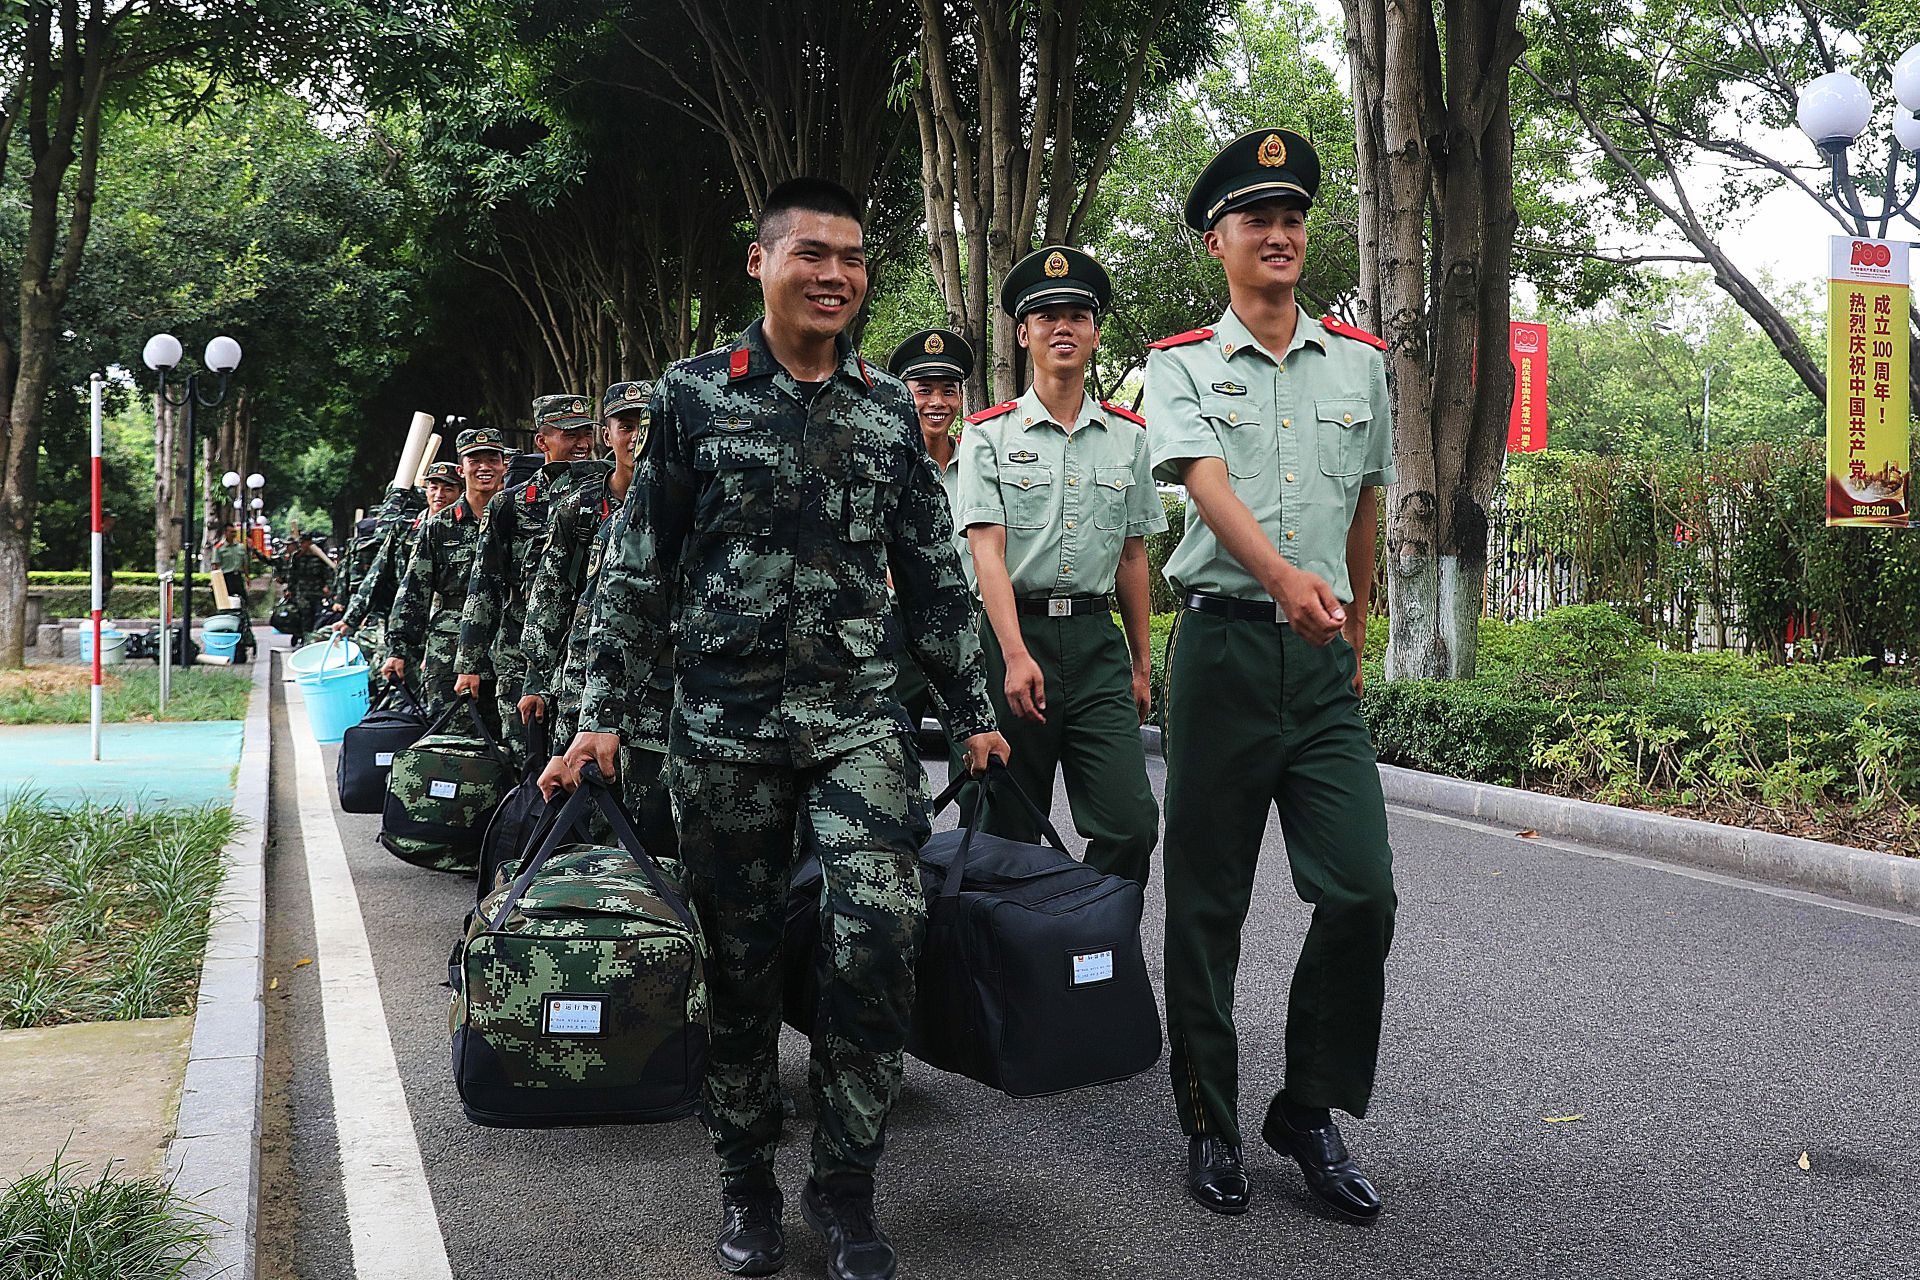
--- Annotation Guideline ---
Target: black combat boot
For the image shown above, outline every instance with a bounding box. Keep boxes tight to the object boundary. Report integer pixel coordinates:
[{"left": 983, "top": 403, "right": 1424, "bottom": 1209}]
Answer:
[{"left": 800, "top": 1175, "right": 896, "bottom": 1280}]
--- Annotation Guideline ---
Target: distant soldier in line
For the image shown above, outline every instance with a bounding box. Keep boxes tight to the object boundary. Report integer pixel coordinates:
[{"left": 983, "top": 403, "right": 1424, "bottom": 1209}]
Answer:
[
  {"left": 956, "top": 245, "right": 1166, "bottom": 888},
  {"left": 1146, "top": 128, "right": 1397, "bottom": 1223},
  {"left": 337, "top": 465, "right": 457, "bottom": 664},
  {"left": 884, "top": 328, "right": 973, "bottom": 742},
  {"left": 327, "top": 514, "right": 385, "bottom": 626},
  {"left": 382, "top": 429, "right": 508, "bottom": 718},
  {"left": 559, "top": 179, "right": 1007, "bottom": 1280},
  {"left": 278, "top": 531, "right": 334, "bottom": 635},
  {"left": 453, "top": 395, "right": 599, "bottom": 768},
  {"left": 528, "top": 381, "right": 675, "bottom": 861}
]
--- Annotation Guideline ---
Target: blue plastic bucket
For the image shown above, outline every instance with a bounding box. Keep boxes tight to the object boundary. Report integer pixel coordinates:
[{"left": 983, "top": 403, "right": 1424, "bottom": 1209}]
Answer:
[
  {"left": 201, "top": 630, "right": 242, "bottom": 660},
  {"left": 78, "top": 628, "right": 127, "bottom": 665},
  {"left": 294, "top": 636, "right": 370, "bottom": 743},
  {"left": 289, "top": 636, "right": 363, "bottom": 674}
]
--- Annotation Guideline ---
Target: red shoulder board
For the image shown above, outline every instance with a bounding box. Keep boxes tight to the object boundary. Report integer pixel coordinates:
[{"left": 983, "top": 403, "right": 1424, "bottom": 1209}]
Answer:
[
  {"left": 523, "top": 482, "right": 537, "bottom": 502},
  {"left": 1322, "top": 315, "right": 1387, "bottom": 350},
  {"left": 728, "top": 348, "right": 750, "bottom": 380},
  {"left": 1147, "top": 327, "right": 1214, "bottom": 350},
  {"left": 965, "top": 400, "right": 1019, "bottom": 425},
  {"left": 1101, "top": 400, "right": 1146, "bottom": 427},
  {"left": 411, "top": 513, "right": 425, "bottom": 529}
]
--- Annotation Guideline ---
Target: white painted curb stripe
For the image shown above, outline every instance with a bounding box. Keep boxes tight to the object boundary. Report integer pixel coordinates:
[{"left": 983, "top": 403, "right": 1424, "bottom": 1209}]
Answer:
[{"left": 286, "top": 685, "right": 454, "bottom": 1280}]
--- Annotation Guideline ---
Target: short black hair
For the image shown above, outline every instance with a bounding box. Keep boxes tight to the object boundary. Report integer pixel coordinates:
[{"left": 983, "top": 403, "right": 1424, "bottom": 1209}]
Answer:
[{"left": 755, "top": 177, "right": 863, "bottom": 248}]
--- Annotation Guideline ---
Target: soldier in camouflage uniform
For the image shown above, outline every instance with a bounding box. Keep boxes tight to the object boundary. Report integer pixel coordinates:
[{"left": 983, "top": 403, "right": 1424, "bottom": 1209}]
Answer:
[
  {"left": 336, "top": 466, "right": 456, "bottom": 663},
  {"left": 381, "top": 429, "right": 508, "bottom": 719},
  {"left": 453, "top": 395, "right": 600, "bottom": 770},
  {"left": 277, "top": 532, "right": 334, "bottom": 635},
  {"left": 561, "top": 179, "right": 1009, "bottom": 1280}
]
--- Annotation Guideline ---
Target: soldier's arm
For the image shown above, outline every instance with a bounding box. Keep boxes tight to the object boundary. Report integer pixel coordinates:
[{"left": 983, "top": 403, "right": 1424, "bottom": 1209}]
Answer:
[
  {"left": 579, "top": 385, "right": 690, "bottom": 739},
  {"left": 890, "top": 432, "right": 996, "bottom": 744},
  {"left": 386, "top": 527, "right": 434, "bottom": 667},
  {"left": 517, "top": 504, "right": 580, "bottom": 701},
  {"left": 340, "top": 537, "right": 388, "bottom": 628}
]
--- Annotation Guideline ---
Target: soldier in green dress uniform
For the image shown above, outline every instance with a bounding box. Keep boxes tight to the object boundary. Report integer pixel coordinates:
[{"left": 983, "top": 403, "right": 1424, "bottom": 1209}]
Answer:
[
  {"left": 884, "top": 327, "right": 973, "bottom": 742},
  {"left": 1144, "top": 128, "right": 1396, "bottom": 1223},
  {"left": 955, "top": 245, "right": 1166, "bottom": 888}
]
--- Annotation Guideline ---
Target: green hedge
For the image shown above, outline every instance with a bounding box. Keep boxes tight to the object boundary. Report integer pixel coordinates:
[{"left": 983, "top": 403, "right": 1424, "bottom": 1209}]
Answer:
[
  {"left": 35, "top": 586, "right": 220, "bottom": 619},
  {"left": 29, "top": 570, "right": 171, "bottom": 586}
]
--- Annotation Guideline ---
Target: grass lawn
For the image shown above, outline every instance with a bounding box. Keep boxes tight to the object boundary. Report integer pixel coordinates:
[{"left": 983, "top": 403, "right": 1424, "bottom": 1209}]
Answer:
[
  {"left": 0, "top": 667, "right": 249, "bottom": 726},
  {"left": 0, "top": 797, "right": 237, "bottom": 1029},
  {"left": 0, "top": 1152, "right": 212, "bottom": 1279}
]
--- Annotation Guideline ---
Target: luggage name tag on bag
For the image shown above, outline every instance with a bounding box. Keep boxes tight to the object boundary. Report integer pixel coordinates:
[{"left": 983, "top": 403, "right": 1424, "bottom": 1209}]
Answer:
[
  {"left": 375, "top": 752, "right": 395, "bottom": 767},
  {"left": 543, "top": 995, "right": 605, "bottom": 1036},
  {"left": 430, "top": 780, "right": 459, "bottom": 799},
  {"left": 1071, "top": 949, "right": 1114, "bottom": 987}
]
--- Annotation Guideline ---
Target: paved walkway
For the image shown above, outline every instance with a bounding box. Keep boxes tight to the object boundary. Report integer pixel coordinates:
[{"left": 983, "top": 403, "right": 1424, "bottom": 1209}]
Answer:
[
  {"left": 0, "top": 720, "right": 243, "bottom": 807},
  {"left": 0, "top": 1018, "right": 194, "bottom": 1182},
  {"left": 261, "top": 678, "right": 1920, "bottom": 1280}
]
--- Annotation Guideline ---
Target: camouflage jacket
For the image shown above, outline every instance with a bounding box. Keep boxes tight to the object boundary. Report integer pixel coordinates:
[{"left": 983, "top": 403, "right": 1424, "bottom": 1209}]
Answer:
[
  {"left": 455, "top": 460, "right": 605, "bottom": 676},
  {"left": 280, "top": 547, "right": 332, "bottom": 599},
  {"left": 519, "top": 467, "right": 617, "bottom": 702},
  {"left": 344, "top": 509, "right": 429, "bottom": 629},
  {"left": 578, "top": 320, "right": 994, "bottom": 766},
  {"left": 544, "top": 489, "right": 670, "bottom": 750},
  {"left": 387, "top": 494, "right": 486, "bottom": 668}
]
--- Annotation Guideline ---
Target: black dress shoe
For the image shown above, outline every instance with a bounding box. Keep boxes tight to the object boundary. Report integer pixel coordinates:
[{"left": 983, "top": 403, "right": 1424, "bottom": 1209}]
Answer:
[
  {"left": 715, "top": 1184, "right": 786, "bottom": 1275},
  {"left": 1261, "top": 1100, "right": 1384, "bottom": 1223},
  {"left": 801, "top": 1177, "right": 896, "bottom": 1280},
  {"left": 1185, "top": 1136, "right": 1250, "bottom": 1215}
]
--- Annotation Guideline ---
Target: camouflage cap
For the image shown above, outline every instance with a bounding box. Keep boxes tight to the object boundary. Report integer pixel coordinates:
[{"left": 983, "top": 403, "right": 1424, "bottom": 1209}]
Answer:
[
  {"left": 601, "top": 381, "right": 653, "bottom": 418},
  {"left": 423, "top": 460, "right": 462, "bottom": 485},
  {"left": 456, "top": 426, "right": 508, "bottom": 456},
  {"left": 533, "top": 394, "right": 597, "bottom": 433}
]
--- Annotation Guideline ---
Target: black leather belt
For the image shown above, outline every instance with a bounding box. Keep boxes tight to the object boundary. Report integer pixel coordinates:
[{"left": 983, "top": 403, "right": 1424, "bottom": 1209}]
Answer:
[
  {"left": 1184, "top": 592, "right": 1287, "bottom": 624},
  {"left": 1015, "top": 595, "right": 1112, "bottom": 618}
]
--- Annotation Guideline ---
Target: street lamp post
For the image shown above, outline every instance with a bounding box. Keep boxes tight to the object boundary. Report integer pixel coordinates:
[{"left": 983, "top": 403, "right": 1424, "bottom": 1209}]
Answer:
[
  {"left": 144, "top": 333, "right": 243, "bottom": 661},
  {"left": 1797, "top": 53, "right": 1920, "bottom": 236}
]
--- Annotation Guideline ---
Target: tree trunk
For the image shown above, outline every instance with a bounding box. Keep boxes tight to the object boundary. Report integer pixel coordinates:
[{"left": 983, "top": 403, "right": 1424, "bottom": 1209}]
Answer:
[{"left": 153, "top": 390, "right": 180, "bottom": 573}]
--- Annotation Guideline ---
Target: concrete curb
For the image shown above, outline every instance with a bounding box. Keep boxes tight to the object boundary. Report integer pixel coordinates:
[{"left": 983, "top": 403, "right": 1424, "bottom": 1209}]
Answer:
[
  {"left": 1137, "top": 725, "right": 1918, "bottom": 911},
  {"left": 166, "top": 634, "right": 277, "bottom": 1280}
]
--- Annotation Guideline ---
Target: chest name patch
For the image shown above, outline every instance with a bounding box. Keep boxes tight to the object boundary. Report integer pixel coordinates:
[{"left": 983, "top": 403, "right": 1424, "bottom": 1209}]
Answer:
[
  {"left": 1007, "top": 449, "right": 1040, "bottom": 464},
  {"left": 1211, "top": 382, "right": 1247, "bottom": 395}
]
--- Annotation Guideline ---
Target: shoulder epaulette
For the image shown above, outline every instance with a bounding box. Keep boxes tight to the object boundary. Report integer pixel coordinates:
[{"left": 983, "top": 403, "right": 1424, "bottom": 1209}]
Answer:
[
  {"left": 966, "top": 400, "right": 1019, "bottom": 425},
  {"left": 522, "top": 482, "right": 538, "bottom": 502},
  {"left": 1322, "top": 315, "right": 1387, "bottom": 350},
  {"left": 1101, "top": 400, "right": 1146, "bottom": 427},
  {"left": 728, "top": 348, "right": 750, "bottom": 380},
  {"left": 1148, "top": 327, "right": 1214, "bottom": 350}
]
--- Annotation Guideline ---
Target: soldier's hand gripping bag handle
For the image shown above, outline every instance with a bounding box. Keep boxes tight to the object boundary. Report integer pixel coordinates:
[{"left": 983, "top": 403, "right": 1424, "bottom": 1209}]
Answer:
[
  {"left": 487, "top": 760, "right": 696, "bottom": 935},
  {"left": 926, "top": 759, "right": 1071, "bottom": 901}
]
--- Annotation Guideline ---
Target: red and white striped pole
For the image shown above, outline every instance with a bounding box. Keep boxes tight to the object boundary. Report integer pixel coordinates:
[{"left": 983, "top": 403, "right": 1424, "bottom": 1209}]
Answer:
[{"left": 89, "top": 373, "right": 103, "bottom": 761}]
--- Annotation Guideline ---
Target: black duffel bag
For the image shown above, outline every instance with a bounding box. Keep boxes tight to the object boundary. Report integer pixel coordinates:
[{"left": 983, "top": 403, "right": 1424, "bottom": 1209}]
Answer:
[
  {"left": 908, "top": 763, "right": 1162, "bottom": 1097},
  {"left": 475, "top": 715, "right": 554, "bottom": 905},
  {"left": 337, "top": 679, "right": 428, "bottom": 814}
]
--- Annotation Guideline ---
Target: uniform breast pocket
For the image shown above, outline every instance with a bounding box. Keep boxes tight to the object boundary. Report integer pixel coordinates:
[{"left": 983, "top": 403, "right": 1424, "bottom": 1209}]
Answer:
[
  {"left": 1200, "top": 394, "right": 1266, "bottom": 479},
  {"left": 694, "top": 434, "right": 782, "bottom": 536},
  {"left": 844, "top": 454, "right": 899, "bottom": 544},
  {"left": 1315, "top": 398, "right": 1370, "bottom": 478},
  {"left": 1001, "top": 465, "right": 1055, "bottom": 529},
  {"left": 1093, "top": 464, "right": 1134, "bottom": 530}
]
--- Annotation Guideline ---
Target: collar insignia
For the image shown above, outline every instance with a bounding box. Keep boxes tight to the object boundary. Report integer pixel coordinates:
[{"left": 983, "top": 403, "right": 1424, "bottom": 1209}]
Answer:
[{"left": 1258, "top": 133, "right": 1286, "bottom": 168}]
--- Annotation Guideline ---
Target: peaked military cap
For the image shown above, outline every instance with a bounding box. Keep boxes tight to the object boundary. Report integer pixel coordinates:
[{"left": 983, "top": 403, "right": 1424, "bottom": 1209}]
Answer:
[
  {"left": 887, "top": 328, "right": 975, "bottom": 382},
  {"left": 1000, "top": 245, "right": 1111, "bottom": 319},
  {"left": 533, "top": 393, "right": 596, "bottom": 432},
  {"left": 601, "top": 380, "right": 652, "bottom": 418},
  {"left": 455, "top": 425, "right": 508, "bottom": 456},
  {"left": 1184, "top": 128, "right": 1321, "bottom": 232},
  {"left": 422, "top": 460, "right": 461, "bottom": 484}
]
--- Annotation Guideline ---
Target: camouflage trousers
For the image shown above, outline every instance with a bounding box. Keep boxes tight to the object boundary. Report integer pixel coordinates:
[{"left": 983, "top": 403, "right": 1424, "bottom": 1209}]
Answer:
[
  {"left": 492, "top": 646, "right": 532, "bottom": 772},
  {"left": 669, "top": 733, "right": 929, "bottom": 1187},
  {"left": 419, "top": 623, "right": 463, "bottom": 721}
]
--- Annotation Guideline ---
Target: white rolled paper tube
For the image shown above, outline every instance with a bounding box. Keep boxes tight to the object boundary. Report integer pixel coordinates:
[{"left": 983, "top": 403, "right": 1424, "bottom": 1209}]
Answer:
[
  {"left": 412, "top": 433, "right": 443, "bottom": 486},
  {"left": 390, "top": 411, "right": 436, "bottom": 488}
]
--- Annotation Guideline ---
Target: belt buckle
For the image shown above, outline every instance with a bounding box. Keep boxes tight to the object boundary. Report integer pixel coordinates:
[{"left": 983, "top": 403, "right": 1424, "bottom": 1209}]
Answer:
[
  {"left": 1273, "top": 601, "right": 1286, "bottom": 624},
  {"left": 1048, "top": 598, "right": 1071, "bottom": 618}
]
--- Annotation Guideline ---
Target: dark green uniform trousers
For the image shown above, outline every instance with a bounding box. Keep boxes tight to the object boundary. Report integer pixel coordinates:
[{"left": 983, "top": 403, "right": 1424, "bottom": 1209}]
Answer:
[
  {"left": 976, "top": 610, "right": 1158, "bottom": 887},
  {"left": 1161, "top": 607, "right": 1396, "bottom": 1142},
  {"left": 670, "top": 734, "right": 929, "bottom": 1187}
]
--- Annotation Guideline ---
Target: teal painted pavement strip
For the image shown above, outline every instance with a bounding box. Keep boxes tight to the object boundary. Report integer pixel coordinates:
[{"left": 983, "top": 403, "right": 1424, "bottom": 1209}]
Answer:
[{"left": 0, "top": 721, "right": 244, "bottom": 809}]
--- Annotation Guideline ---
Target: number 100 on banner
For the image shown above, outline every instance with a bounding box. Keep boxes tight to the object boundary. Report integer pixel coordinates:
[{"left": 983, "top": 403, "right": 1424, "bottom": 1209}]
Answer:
[{"left": 1827, "top": 236, "right": 1911, "bottom": 527}]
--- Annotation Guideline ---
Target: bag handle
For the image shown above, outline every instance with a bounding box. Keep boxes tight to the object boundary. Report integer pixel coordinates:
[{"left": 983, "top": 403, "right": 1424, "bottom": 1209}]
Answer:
[
  {"left": 926, "top": 760, "right": 1069, "bottom": 901},
  {"left": 380, "top": 674, "right": 426, "bottom": 718},
  {"left": 521, "top": 713, "right": 551, "bottom": 781},
  {"left": 457, "top": 692, "right": 516, "bottom": 772},
  {"left": 485, "top": 761, "right": 696, "bottom": 934}
]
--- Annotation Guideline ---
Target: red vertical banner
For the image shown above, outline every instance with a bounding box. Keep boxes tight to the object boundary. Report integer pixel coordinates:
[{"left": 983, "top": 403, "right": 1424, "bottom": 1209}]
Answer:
[{"left": 1507, "top": 322, "right": 1549, "bottom": 453}]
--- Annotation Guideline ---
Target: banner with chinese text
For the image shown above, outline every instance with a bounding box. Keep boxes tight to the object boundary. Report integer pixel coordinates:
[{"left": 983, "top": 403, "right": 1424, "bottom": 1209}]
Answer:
[
  {"left": 1507, "top": 322, "right": 1548, "bottom": 453},
  {"left": 1827, "top": 236, "right": 1910, "bottom": 527}
]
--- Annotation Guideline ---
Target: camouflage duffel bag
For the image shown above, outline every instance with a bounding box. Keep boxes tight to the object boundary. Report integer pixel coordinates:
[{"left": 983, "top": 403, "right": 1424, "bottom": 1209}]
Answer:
[
  {"left": 379, "top": 695, "right": 515, "bottom": 873},
  {"left": 450, "top": 761, "right": 708, "bottom": 1127}
]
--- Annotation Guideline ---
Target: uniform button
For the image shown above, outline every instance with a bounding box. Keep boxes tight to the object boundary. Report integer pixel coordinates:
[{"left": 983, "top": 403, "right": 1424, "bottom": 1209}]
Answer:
[
  {"left": 1228, "top": 411, "right": 1239, "bottom": 423},
  {"left": 1286, "top": 531, "right": 1297, "bottom": 540},
  {"left": 1065, "top": 520, "right": 1075, "bottom": 529},
  {"left": 1067, "top": 477, "right": 1077, "bottom": 486},
  {"left": 1286, "top": 473, "right": 1296, "bottom": 482},
  {"left": 1021, "top": 478, "right": 1031, "bottom": 488},
  {"left": 1282, "top": 418, "right": 1292, "bottom": 428},
  {"left": 1344, "top": 413, "right": 1353, "bottom": 423},
  {"left": 1063, "top": 566, "right": 1073, "bottom": 574}
]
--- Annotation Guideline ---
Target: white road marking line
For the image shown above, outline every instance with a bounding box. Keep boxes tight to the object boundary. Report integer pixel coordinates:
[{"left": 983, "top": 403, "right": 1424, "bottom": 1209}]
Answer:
[
  {"left": 286, "top": 679, "right": 456, "bottom": 1280},
  {"left": 1390, "top": 803, "right": 1920, "bottom": 931}
]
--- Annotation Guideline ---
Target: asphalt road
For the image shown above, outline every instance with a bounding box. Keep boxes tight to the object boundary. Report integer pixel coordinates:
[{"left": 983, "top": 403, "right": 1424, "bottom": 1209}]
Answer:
[{"left": 259, "top": 677, "right": 1920, "bottom": 1280}]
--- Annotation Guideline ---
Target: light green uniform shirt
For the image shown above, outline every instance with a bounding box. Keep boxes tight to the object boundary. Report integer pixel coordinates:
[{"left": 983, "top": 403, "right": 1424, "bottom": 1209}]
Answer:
[
  {"left": 932, "top": 446, "right": 971, "bottom": 587},
  {"left": 1145, "top": 305, "right": 1395, "bottom": 604},
  {"left": 956, "top": 387, "right": 1167, "bottom": 598}
]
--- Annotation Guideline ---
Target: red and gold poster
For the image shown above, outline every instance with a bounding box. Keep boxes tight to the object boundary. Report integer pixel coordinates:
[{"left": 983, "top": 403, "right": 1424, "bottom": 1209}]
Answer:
[
  {"left": 1507, "top": 322, "right": 1548, "bottom": 453},
  {"left": 1827, "top": 236, "right": 1910, "bottom": 526}
]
